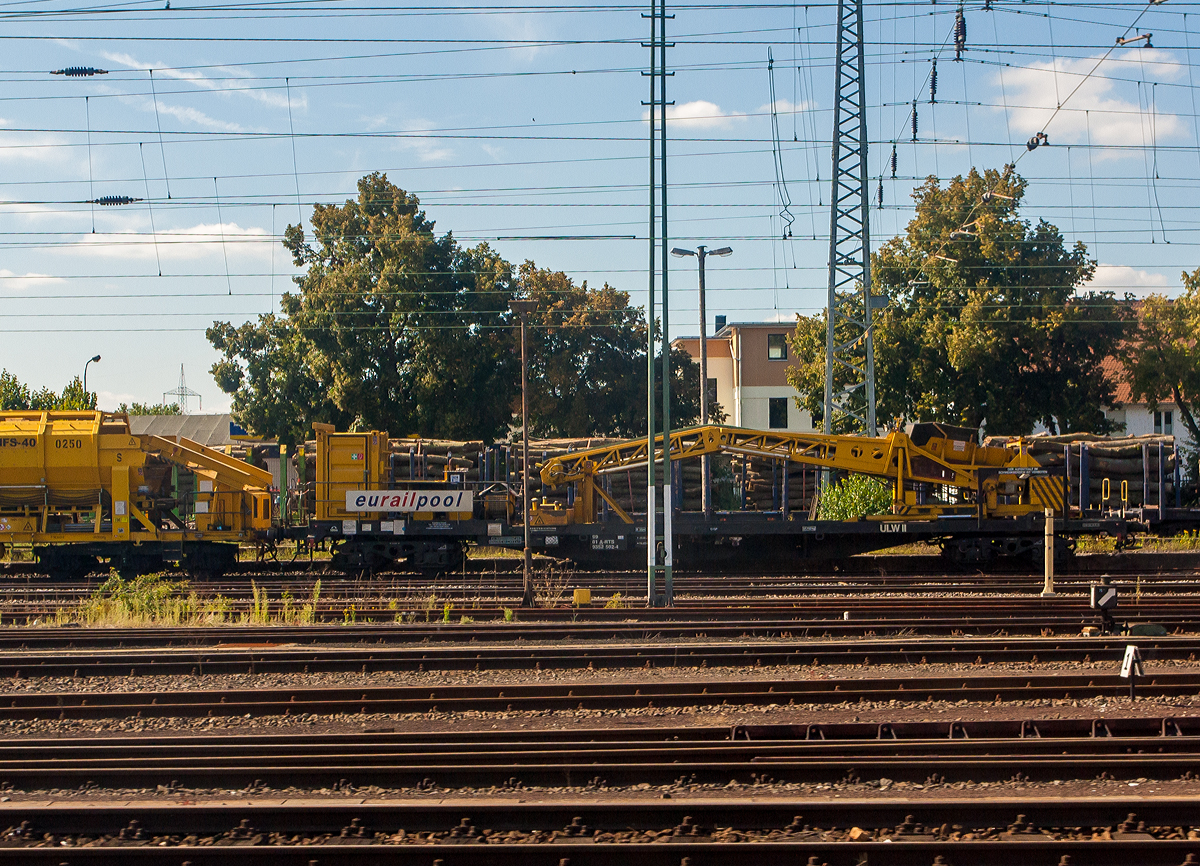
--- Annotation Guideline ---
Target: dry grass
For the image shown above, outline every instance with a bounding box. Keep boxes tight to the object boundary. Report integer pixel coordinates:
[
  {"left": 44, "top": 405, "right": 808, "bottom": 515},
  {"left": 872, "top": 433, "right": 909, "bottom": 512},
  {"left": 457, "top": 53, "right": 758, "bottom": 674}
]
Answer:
[
  {"left": 1077, "top": 532, "right": 1200, "bottom": 554},
  {"left": 533, "top": 560, "right": 573, "bottom": 608},
  {"left": 49, "top": 571, "right": 324, "bottom": 628}
]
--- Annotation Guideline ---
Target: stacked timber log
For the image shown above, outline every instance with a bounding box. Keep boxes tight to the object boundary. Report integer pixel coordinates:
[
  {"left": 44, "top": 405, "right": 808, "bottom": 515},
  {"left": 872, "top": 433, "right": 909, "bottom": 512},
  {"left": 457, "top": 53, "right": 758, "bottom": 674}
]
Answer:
[
  {"left": 298, "top": 434, "right": 824, "bottom": 515},
  {"left": 729, "top": 456, "right": 820, "bottom": 513},
  {"left": 983, "top": 433, "right": 1178, "bottom": 508}
]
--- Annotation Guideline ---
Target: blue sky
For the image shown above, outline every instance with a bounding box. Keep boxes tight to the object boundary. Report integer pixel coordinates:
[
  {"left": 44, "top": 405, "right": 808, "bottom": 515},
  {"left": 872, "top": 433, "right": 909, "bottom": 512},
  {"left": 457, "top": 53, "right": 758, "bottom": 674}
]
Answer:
[{"left": 0, "top": 0, "right": 1196, "bottom": 411}]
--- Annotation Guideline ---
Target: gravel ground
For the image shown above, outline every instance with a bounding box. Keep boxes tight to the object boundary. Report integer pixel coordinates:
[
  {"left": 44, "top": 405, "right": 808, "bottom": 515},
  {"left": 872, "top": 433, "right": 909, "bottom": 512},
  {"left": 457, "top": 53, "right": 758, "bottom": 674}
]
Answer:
[
  {"left": 1, "top": 763, "right": 1199, "bottom": 805},
  {"left": 0, "top": 687, "right": 1196, "bottom": 739}
]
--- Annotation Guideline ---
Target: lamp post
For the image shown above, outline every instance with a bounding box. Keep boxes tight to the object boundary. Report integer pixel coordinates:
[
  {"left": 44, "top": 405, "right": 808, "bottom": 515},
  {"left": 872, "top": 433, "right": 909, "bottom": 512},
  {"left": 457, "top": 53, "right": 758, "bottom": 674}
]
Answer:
[
  {"left": 83, "top": 355, "right": 101, "bottom": 403},
  {"left": 510, "top": 298, "right": 537, "bottom": 608},
  {"left": 671, "top": 245, "right": 732, "bottom": 518}
]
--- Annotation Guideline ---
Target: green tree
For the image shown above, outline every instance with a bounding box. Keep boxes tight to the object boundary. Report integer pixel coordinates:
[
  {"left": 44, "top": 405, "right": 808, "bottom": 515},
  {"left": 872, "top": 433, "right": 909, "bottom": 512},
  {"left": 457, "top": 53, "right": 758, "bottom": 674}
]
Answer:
[
  {"left": 56, "top": 376, "right": 97, "bottom": 410},
  {"left": 518, "top": 262, "right": 701, "bottom": 437},
  {"left": 208, "top": 173, "right": 520, "bottom": 445},
  {"left": 817, "top": 473, "right": 892, "bottom": 520},
  {"left": 1121, "top": 269, "right": 1200, "bottom": 447},
  {"left": 0, "top": 371, "right": 96, "bottom": 411},
  {"left": 117, "top": 402, "right": 181, "bottom": 415},
  {"left": 0, "top": 371, "right": 31, "bottom": 410},
  {"left": 788, "top": 167, "right": 1131, "bottom": 435}
]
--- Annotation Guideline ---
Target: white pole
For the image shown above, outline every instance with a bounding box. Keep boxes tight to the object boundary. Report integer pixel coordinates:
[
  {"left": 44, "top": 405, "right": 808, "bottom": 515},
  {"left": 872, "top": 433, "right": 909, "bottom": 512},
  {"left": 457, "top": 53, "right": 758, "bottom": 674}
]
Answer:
[
  {"left": 1041, "top": 507, "right": 1056, "bottom": 597},
  {"left": 646, "top": 485, "right": 656, "bottom": 604}
]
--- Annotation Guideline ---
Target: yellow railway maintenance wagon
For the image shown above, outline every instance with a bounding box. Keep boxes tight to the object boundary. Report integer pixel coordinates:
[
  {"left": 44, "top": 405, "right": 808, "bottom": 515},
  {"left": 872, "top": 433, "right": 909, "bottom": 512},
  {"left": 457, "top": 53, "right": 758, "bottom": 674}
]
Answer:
[{"left": 0, "top": 411, "right": 274, "bottom": 578}]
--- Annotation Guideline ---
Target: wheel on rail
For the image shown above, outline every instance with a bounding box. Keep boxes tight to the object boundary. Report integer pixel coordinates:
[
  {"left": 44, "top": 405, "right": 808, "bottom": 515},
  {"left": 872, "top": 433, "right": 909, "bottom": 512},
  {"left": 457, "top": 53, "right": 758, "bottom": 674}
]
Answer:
[
  {"left": 329, "top": 538, "right": 466, "bottom": 575},
  {"left": 181, "top": 542, "right": 239, "bottom": 580},
  {"left": 110, "top": 549, "right": 166, "bottom": 579},
  {"left": 34, "top": 546, "right": 98, "bottom": 580}
]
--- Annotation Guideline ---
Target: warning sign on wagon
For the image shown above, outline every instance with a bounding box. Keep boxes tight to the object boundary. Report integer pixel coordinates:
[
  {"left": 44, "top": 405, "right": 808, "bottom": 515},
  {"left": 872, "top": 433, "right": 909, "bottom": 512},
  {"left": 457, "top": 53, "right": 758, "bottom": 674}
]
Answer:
[{"left": 347, "top": 490, "right": 473, "bottom": 513}]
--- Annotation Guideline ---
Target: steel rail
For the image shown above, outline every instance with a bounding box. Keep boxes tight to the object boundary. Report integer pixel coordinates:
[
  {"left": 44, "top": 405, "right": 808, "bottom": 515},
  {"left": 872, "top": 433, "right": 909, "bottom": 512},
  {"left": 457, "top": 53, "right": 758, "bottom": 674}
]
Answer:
[
  {"left": 2, "top": 671, "right": 1200, "bottom": 720},
  {"left": 0, "top": 798, "right": 1198, "bottom": 864},
  {"left": 3, "top": 548, "right": 1198, "bottom": 582},
  {"left": 1, "top": 717, "right": 1199, "bottom": 788},
  {"left": 0, "top": 602, "right": 1192, "bottom": 647},
  {"left": 1, "top": 635, "right": 1197, "bottom": 678}
]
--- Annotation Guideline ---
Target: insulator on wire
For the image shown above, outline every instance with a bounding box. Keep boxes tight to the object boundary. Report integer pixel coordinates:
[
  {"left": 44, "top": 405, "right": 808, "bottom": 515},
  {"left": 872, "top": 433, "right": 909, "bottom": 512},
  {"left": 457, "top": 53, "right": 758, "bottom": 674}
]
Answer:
[
  {"left": 984, "top": 0, "right": 992, "bottom": 9},
  {"left": 954, "top": 6, "right": 967, "bottom": 60},
  {"left": 911, "top": 101, "right": 919, "bottom": 141},
  {"left": 92, "top": 195, "right": 142, "bottom": 206},
  {"left": 51, "top": 67, "right": 109, "bottom": 77},
  {"left": 930, "top": 60, "right": 938, "bottom": 104},
  {"left": 890, "top": 143, "right": 898, "bottom": 178},
  {"left": 876, "top": 178, "right": 884, "bottom": 210}
]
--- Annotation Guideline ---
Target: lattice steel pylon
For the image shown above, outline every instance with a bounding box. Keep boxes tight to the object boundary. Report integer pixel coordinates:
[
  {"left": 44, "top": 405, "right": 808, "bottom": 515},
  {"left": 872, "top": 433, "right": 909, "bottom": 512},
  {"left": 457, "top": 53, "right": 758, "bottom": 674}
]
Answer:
[
  {"left": 163, "top": 364, "right": 202, "bottom": 415},
  {"left": 823, "top": 0, "right": 877, "bottom": 436}
]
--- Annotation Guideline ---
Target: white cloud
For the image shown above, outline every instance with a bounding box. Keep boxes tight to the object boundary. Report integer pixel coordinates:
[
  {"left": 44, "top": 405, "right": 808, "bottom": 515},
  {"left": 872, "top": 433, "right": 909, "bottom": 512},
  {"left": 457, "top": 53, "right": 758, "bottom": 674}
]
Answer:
[
  {"left": 1082, "top": 263, "right": 1171, "bottom": 297},
  {"left": 643, "top": 99, "right": 812, "bottom": 129},
  {"left": 997, "top": 50, "right": 1184, "bottom": 156},
  {"left": 151, "top": 100, "right": 245, "bottom": 133},
  {"left": 0, "top": 132, "right": 74, "bottom": 165},
  {"left": 393, "top": 120, "right": 453, "bottom": 163},
  {"left": 486, "top": 13, "right": 555, "bottom": 63},
  {"left": 763, "top": 310, "right": 799, "bottom": 323},
  {"left": 101, "top": 51, "right": 301, "bottom": 111},
  {"left": 96, "top": 390, "right": 137, "bottom": 412},
  {"left": 756, "top": 98, "right": 809, "bottom": 116},
  {"left": 0, "top": 270, "right": 65, "bottom": 291},
  {"left": 67, "top": 222, "right": 271, "bottom": 262},
  {"left": 665, "top": 100, "right": 741, "bottom": 129}
]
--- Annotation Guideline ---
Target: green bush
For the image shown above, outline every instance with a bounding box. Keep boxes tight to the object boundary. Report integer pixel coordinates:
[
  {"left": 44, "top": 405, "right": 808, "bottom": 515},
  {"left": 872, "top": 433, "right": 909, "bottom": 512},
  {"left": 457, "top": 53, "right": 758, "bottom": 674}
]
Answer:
[{"left": 817, "top": 473, "right": 892, "bottom": 521}]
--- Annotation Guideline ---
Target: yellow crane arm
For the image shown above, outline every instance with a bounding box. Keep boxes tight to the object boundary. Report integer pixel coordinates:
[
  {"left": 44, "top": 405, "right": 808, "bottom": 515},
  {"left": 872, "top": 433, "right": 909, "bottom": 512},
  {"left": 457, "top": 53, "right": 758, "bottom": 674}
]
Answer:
[
  {"left": 540, "top": 424, "right": 1019, "bottom": 490},
  {"left": 139, "top": 435, "right": 273, "bottom": 491},
  {"left": 537, "top": 423, "right": 1055, "bottom": 522}
]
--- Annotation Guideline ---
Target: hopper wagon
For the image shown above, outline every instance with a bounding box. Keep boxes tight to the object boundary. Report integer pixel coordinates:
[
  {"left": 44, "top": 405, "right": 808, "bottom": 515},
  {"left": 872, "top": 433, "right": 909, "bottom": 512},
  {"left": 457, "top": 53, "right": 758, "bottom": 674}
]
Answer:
[{"left": 0, "top": 411, "right": 273, "bottom": 578}]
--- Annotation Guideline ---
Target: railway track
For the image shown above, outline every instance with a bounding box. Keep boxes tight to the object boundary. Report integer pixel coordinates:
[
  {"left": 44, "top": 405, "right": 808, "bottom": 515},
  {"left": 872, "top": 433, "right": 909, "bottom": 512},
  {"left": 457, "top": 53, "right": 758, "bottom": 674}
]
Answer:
[
  {"left": 0, "top": 593, "right": 1185, "bottom": 645},
  {"left": 0, "top": 634, "right": 1195, "bottom": 678},
  {"left": 1, "top": 797, "right": 1198, "bottom": 864},
  {"left": 2, "top": 597, "right": 1196, "bottom": 636},
  {"left": 0, "top": 716, "right": 1197, "bottom": 789},
  {"left": 1, "top": 549, "right": 1197, "bottom": 590},
  {"left": 1, "top": 670, "right": 1198, "bottom": 720}
]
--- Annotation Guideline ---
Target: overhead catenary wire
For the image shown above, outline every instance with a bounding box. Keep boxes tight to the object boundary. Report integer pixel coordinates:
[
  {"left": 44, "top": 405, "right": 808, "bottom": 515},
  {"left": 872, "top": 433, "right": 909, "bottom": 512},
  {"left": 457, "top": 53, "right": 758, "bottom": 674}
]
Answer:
[
  {"left": 84, "top": 96, "right": 94, "bottom": 233},
  {"left": 214, "top": 177, "right": 233, "bottom": 296},
  {"left": 0, "top": 0, "right": 1189, "bottom": 355},
  {"left": 148, "top": 69, "right": 172, "bottom": 200},
  {"left": 138, "top": 142, "right": 163, "bottom": 277}
]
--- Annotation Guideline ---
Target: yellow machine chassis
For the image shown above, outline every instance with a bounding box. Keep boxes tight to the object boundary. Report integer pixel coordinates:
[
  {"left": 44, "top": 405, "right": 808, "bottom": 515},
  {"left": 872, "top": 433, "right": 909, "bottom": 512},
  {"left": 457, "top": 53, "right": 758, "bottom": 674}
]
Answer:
[
  {"left": 537, "top": 424, "right": 1060, "bottom": 525},
  {"left": 0, "top": 412, "right": 273, "bottom": 551}
]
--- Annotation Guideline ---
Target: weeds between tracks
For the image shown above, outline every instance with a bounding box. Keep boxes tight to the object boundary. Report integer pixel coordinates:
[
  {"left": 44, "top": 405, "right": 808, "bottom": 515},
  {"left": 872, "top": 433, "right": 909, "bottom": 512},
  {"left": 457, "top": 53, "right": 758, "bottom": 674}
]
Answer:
[
  {"left": 39, "top": 571, "right": 519, "bottom": 628},
  {"left": 49, "top": 572, "right": 325, "bottom": 628}
]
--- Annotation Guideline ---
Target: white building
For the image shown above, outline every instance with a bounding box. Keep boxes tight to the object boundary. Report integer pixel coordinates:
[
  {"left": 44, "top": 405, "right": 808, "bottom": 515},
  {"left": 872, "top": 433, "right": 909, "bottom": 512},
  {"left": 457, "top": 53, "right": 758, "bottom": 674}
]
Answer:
[
  {"left": 673, "top": 320, "right": 816, "bottom": 433},
  {"left": 1100, "top": 357, "right": 1196, "bottom": 451}
]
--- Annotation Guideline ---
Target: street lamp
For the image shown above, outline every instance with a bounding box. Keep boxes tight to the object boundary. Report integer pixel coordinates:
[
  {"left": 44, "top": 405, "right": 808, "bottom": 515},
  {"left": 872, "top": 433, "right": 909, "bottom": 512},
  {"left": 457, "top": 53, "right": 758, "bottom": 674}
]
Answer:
[
  {"left": 83, "top": 355, "right": 101, "bottom": 403},
  {"left": 509, "top": 298, "right": 537, "bottom": 608},
  {"left": 671, "top": 244, "right": 732, "bottom": 518}
]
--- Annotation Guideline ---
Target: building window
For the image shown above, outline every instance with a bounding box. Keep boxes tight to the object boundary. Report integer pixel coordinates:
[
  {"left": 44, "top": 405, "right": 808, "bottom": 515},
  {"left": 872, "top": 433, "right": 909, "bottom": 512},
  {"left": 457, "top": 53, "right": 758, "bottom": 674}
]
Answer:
[
  {"left": 1154, "top": 410, "right": 1174, "bottom": 435},
  {"left": 706, "top": 378, "right": 718, "bottom": 407},
  {"left": 768, "top": 397, "right": 788, "bottom": 429},
  {"left": 767, "top": 334, "right": 788, "bottom": 360}
]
